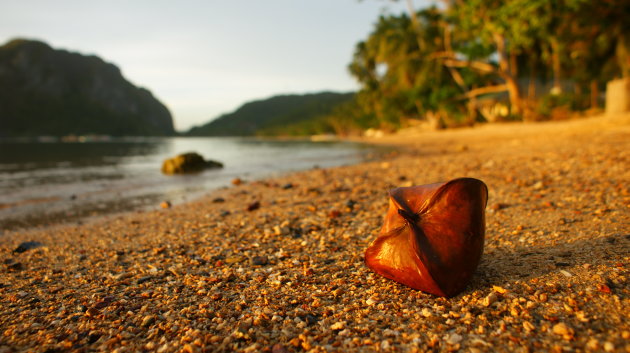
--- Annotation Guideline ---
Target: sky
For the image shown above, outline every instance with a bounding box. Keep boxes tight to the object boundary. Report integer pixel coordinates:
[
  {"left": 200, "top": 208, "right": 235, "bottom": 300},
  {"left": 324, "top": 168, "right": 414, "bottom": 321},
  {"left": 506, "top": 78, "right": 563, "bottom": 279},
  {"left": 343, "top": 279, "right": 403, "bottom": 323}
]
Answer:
[{"left": 0, "top": 1, "right": 433, "bottom": 131}]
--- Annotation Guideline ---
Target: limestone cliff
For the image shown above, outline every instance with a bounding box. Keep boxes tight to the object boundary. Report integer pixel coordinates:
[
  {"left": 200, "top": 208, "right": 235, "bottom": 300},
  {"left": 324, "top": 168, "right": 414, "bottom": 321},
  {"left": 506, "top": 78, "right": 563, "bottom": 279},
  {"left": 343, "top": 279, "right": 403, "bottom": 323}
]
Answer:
[{"left": 0, "top": 39, "right": 175, "bottom": 137}]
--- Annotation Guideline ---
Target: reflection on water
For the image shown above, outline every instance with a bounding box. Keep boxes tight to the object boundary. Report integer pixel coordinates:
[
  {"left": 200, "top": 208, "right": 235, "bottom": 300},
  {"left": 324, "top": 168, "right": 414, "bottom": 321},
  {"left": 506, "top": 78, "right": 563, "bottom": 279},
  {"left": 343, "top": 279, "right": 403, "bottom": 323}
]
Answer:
[
  {"left": 0, "top": 137, "right": 376, "bottom": 231},
  {"left": 0, "top": 139, "right": 164, "bottom": 170}
]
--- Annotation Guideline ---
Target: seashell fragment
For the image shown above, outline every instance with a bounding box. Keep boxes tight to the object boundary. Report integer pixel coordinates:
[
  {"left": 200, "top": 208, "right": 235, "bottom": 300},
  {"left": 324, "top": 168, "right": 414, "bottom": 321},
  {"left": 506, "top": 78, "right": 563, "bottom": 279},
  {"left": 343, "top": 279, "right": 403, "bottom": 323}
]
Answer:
[{"left": 365, "top": 178, "right": 488, "bottom": 297}]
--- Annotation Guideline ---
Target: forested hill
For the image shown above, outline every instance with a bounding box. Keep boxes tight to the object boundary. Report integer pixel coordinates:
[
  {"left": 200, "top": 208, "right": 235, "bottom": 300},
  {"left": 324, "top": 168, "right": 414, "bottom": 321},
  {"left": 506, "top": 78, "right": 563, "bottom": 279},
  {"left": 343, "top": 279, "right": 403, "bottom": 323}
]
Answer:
[
  {"left": 186, "top": 92, "right": 354, "bottom": 136},
  {"left": 0, "top": 39, "right": 175, "bottom": 137}
]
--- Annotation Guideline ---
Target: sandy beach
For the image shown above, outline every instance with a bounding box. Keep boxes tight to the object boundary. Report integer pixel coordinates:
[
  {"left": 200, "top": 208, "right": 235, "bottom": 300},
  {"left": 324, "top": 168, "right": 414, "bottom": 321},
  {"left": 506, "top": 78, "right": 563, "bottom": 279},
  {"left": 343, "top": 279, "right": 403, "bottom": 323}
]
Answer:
[{"left": 1, "top": 113, "right": 628, "bottom": 352}]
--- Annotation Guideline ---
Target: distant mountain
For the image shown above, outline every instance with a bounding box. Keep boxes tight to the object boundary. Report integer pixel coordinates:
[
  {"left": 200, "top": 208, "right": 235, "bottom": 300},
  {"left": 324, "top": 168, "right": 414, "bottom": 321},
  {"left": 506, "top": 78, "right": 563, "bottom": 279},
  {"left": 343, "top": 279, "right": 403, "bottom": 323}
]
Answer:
[
  {"left": 0, "top": 39, "right": 175, "bottom": 137},
  {"left": 186, "top": 92, "right": 354, "bottom": 136}
]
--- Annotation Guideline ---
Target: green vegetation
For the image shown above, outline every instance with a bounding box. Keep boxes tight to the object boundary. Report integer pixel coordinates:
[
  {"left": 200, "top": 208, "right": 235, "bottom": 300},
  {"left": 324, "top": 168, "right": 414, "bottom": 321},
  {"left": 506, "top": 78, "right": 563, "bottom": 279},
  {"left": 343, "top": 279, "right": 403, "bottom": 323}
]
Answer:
[
  {"left": 186, "top": 92, "right": 354, "bottom": 136},
  {"left": 193, "top": 1, "right": 629, "bottom": 137},
  {"left": 0, "top": 39, "right": 175, "bottom": 137},
  {"left": 345, "top": 0, "right": 630, "bottom": 129}
]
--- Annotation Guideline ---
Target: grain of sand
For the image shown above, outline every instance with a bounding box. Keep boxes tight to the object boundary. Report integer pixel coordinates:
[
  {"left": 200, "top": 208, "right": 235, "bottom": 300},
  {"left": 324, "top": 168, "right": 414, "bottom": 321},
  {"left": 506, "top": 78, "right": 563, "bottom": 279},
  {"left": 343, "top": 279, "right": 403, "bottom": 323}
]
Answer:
[{"left": 1, "top": 114, "right": 629, "bottom": 352}]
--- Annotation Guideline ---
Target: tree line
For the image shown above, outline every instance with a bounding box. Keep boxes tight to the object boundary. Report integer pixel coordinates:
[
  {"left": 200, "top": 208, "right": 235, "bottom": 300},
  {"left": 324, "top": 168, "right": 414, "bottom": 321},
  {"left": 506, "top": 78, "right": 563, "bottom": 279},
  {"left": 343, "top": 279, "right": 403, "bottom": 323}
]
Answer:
[{"left": 326, "top": 0, "right": 629, "bottom": 134}]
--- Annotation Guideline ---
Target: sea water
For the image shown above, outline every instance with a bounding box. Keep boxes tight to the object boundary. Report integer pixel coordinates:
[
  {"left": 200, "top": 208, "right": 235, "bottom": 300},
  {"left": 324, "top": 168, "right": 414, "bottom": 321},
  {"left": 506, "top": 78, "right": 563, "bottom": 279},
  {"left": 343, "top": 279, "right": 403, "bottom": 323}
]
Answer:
[{"left": 0, "top": 137, "right": 376, "bottom": 231}]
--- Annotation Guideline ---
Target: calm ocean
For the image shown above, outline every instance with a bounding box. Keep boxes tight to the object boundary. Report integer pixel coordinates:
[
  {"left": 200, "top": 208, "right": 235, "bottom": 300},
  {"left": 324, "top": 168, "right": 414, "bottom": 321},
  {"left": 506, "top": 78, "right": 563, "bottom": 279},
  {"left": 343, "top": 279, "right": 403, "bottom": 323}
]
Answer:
[{"left": 0, "top": 137, "right": 376, "bottom": 231}]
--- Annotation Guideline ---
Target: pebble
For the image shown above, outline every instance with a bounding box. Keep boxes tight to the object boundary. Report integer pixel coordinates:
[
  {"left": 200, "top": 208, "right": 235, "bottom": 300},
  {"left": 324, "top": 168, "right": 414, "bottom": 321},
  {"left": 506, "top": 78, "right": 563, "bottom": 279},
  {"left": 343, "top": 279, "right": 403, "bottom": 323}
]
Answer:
[
  {"left": 421, "top": 308, "right": 433, "bottom": 317},
  {"left": 483, "top": 292, "right": 498, "bottom": 307},
  {"left": 136, "top": 275, "right": 153, "bottom": 284},
  {"left": 85, "top": 308, "right": 99, "bottom": 317},
  {"left": 328, "top": 210, "right": 342, "bottom": 218},
  {"left": 522, "top": 321, "right": 535, "bottom": 332},
  {"left": 552, "top": 322, "right": 574, "bottom": 339},
  {"left": 603, "top": 342, "right": 615, "bottom": 352},
  {"left": 337, "top": 329, "right": 350, "bottom": 337},
  {"left": 251, "top": 256, "right": 268, "bottom": 266},
  {"left": 586, "top": 339, "right": 599, "bottom": 350},
  {"left": 331, "top": 321, "right": 346, "bottom": 330},
  {"left": 304, "top": 315, "right": 318, "bottom": 325},
  {"left": 247, "top": 201, "right": 261, "bottom": 211},
  {"left": 490, "top": 203, "right": 509, "bottom": 211},
  {"left": 446, "top": 333, "right": 463, "bottom": 345},
  {"left": 272, "top": 344, "right": 288, "bottom": 353},
  {"left": 492, "top": 285, "right": 508, "bottom": 294},
  {"left": 273, "top": 225, "right": 290, "bottom": 236},
  {"left": 141, "top": 315, "right": 156, "bottom": 328},
  {"left": 13, "top": 241, "right": 44, "bottom": 253},
  {"left": 6, "top": 261, "right": 23, "bottom": 271}
]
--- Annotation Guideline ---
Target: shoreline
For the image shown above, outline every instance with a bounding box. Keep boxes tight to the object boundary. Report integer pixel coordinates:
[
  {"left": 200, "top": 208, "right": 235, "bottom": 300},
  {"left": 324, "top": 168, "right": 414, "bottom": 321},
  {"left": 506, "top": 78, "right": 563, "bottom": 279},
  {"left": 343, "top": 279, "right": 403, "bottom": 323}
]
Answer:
[
  {"left": 1, "top": 114, "right": 629, "bottom": 352},
  {"left": 0, "top": 137, "right": 379, "bottom": 233}
]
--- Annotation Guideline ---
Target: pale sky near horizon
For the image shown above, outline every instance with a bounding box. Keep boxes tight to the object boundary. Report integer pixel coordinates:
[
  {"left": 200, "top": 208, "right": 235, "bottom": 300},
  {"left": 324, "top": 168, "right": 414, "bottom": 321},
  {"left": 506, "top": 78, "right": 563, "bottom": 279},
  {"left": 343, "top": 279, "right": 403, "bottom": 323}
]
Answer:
[{"left": 0, "top": 1, "right": 434, "bottom": 131}]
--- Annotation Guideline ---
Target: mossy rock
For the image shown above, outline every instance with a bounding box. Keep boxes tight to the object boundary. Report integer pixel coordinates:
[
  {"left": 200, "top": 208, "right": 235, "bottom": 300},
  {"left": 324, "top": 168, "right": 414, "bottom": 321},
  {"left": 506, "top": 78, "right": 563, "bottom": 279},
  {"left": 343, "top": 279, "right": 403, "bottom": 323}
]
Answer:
[{"left": 161, "top": 152, "right": 223, "bottom": 174}]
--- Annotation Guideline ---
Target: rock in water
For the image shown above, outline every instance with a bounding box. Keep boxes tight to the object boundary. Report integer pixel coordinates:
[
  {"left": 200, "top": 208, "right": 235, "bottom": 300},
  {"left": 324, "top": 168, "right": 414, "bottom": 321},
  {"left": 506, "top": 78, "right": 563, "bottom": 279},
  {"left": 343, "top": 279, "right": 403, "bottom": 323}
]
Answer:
[
  {"left": 161, "top": 152, "right": 223, "bottom": 174},
  {"left": 160, "top": 201, "right": 171, "bottom": 209}
]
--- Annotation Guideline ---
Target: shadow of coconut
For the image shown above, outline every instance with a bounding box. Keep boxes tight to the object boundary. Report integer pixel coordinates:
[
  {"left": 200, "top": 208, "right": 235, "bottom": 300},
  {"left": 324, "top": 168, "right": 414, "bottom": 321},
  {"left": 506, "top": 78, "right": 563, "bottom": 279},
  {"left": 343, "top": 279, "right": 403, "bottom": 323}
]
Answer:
[{"left": 469, "top": 232, "right": 629, "bottom": 295}]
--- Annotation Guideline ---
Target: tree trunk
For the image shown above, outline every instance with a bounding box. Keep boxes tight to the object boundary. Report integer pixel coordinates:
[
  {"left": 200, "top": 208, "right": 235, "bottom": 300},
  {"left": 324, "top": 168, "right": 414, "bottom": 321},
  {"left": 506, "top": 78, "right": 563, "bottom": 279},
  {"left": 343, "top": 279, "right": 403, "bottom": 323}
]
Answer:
[
  {"left": 504, "top": 75, "right": 523, "bottom": 116},
  {"left": 528, "top": 62, "right": 537, "bottom": 100},
  {"left": 458, "top": 84, "right": 508, "bottom": 99},
  {"left": 550, "top": 38, "right": 562, "bottom": 92},
  {"left": 616, "top": 32, "right": 630, "bottom": 78},
  {"left": 494, "top": 33, "right": 523, "bottom": 116},
  {"left": 590, "top": 80, "right": 599, "bottom": 109},
  {"left": 510, "top": 52, "right": 518, "bottom": 77}
]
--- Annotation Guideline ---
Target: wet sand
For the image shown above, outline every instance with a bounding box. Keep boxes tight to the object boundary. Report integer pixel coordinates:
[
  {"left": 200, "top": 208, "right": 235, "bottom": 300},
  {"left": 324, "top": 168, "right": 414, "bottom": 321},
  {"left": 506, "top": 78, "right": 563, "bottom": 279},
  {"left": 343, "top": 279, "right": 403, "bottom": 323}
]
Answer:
[{"left": 1, "top": 113, "right": 628, "bottom": 352}]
